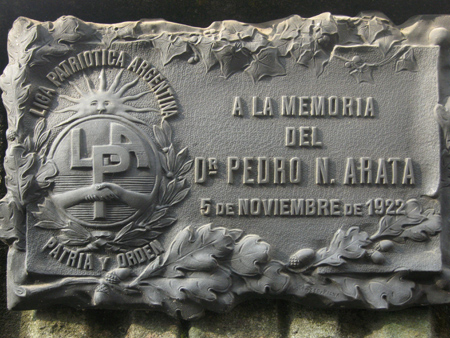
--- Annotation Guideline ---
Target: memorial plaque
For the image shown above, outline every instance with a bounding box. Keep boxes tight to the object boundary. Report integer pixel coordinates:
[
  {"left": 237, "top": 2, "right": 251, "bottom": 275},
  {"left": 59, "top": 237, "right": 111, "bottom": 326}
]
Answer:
[{"left": 1, "top": 13, "right": 450, "bottom": 318}]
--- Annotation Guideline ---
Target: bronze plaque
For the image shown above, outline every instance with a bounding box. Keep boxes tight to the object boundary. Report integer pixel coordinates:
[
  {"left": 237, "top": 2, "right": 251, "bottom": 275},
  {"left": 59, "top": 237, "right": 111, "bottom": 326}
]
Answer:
[{"left": 1, "top": 13, "right": 449, "bottom": 318}]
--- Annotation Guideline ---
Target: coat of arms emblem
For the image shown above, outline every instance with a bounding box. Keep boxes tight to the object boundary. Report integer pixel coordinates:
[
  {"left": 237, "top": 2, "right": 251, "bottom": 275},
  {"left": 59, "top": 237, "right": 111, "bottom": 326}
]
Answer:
[{"left": 26, "top": 67, "right": 192, "bottom": 269}]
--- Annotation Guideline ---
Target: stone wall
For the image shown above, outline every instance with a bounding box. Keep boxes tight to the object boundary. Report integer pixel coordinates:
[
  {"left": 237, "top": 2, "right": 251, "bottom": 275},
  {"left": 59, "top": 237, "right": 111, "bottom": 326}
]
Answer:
[
  {"left": 2, "top": 1, "right": 450, "bottom": 337},
  {"left": 3, "top": 296, "right": 450, "bottom": 337}
]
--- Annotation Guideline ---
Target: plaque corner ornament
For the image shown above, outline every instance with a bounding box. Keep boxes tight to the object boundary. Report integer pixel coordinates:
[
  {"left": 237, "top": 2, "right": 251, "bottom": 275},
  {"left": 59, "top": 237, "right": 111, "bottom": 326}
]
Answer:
[{"left": 0, "top": 12, "right": 450, "bottom": 318}]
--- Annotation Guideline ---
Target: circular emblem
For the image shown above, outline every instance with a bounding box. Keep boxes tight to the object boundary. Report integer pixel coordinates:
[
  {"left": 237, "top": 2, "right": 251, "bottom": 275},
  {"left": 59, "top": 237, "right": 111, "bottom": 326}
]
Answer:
[{"left": 48, "top": 115, "right": 161, "bottom": 228}]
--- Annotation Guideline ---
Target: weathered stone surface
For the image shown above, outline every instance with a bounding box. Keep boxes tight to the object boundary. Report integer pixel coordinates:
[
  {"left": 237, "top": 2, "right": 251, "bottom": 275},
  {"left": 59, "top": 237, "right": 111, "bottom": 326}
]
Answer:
[
  {"left": 338, "top": 308, "right": 433, "bottom": 338},
  {"left": 431, "top": 305, "right": 450, "bottom": 337},
  {"left": 20, "top": 309, "right": 91, "bottom": 338},
  {"left": 189, "top": 300, "right": 282, "bottom": 338},
  {"left": 19, "top": 309, "right": 138, "bottom": 338},
  {"left": 287, "top": 304, "right": 339, "bottom": 338},
  {"left": 125, "top": 311, "right": 181, "bottom": 338},
  {"left": 83, "top": 310, "right": 131, "bottom": 338}
]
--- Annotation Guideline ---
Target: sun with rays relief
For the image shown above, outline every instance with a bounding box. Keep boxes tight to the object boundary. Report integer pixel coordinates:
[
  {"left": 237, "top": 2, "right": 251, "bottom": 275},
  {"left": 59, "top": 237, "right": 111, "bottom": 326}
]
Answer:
[{"left": 56, "top": 68, "right": 159, "bottom": 127}]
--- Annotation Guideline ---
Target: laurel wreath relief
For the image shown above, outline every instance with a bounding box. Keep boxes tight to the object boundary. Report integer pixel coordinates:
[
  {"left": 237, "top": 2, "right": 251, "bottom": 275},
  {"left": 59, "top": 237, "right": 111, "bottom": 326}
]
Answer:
[{"left": 0, "top": 15, "right": 446, "bottom": 318}]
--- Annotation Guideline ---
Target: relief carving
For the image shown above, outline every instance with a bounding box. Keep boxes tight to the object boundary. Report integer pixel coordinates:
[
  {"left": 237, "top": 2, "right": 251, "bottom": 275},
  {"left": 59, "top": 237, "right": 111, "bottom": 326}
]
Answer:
[{"left": 0, "top": 13, "right": 449, "bottom": 318}]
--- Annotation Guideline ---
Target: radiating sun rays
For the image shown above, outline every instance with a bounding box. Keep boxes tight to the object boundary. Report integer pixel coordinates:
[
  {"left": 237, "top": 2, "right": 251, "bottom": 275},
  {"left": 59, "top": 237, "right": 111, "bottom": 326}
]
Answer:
[{"left": 55, "top": 69, "right": 159, "bottom": 127}]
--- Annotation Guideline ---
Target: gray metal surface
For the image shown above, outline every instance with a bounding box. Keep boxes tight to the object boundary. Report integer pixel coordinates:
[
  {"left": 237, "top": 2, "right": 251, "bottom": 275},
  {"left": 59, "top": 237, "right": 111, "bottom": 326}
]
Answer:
[{"left": 0, "top": 13, "right": 449, "bottom": 318}]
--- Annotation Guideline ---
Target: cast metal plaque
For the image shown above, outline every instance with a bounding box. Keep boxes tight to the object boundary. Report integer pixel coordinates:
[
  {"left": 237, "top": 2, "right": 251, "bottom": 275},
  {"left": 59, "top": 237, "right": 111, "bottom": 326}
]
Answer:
[{"left": 1, "top": 13, "right": 450, "bottom": 318}]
